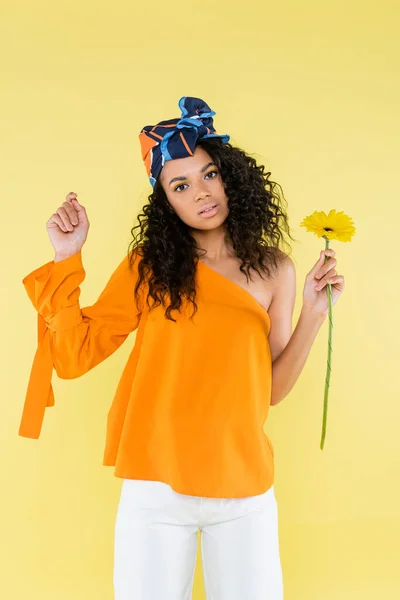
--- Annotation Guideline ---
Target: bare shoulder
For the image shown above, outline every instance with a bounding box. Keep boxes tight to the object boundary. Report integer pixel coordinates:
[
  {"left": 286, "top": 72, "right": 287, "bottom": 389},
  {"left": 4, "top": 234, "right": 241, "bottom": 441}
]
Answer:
[
  {"left": 270, "top": 248, "right": 296, "bottom": 282},
  {"left": 266, "top": 249, "right": 295, "bottom": 306}
]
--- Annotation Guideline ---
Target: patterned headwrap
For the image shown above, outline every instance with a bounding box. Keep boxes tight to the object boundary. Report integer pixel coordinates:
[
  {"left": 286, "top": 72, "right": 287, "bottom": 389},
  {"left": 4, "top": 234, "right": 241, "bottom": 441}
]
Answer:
[{"left": 139, "top": 96, "right": 230, "bottom": 188}]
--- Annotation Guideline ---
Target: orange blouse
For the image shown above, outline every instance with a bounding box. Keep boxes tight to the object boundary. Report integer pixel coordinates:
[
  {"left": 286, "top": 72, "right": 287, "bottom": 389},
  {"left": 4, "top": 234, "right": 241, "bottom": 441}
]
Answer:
[{"left": 19, "top": 250, "right": 275, "bottom": 498}]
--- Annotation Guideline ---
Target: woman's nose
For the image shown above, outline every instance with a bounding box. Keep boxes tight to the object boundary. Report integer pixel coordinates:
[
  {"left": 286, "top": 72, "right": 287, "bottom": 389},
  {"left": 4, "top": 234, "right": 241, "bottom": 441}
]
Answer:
[{"left": 196, "top": 188, "right": 210, "bottom": 201}]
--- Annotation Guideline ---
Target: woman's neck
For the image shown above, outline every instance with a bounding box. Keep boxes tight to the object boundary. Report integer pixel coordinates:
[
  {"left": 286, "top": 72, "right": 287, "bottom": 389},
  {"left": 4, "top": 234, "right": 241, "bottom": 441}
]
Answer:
[{"left": 191, "top": 226, "right": 235, "bottom": 261}]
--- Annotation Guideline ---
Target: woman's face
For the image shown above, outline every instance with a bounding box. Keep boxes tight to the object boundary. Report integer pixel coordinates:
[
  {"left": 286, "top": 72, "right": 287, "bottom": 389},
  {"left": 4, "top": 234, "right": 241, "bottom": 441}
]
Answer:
[{"left": 158, "top": 146, "right": 230, "bottom": 230}]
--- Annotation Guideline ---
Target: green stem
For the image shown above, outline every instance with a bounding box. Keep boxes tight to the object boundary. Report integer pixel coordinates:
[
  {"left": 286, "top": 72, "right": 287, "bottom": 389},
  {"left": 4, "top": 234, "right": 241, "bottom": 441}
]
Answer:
[{"left": 320, "top": 237, "right": 334, "bottom": 450}]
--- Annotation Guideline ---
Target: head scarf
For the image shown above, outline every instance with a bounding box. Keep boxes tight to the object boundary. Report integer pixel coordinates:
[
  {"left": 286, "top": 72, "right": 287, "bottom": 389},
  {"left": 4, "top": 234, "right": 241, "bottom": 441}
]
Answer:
[{"left": 139, "top": 96, "right": 230, "bottom": 187}]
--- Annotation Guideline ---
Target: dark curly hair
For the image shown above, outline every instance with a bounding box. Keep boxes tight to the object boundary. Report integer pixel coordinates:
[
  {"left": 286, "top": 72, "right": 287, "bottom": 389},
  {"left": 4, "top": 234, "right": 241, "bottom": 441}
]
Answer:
[{"left": 127, "top": 137, "right": 295, "bottom": 322}]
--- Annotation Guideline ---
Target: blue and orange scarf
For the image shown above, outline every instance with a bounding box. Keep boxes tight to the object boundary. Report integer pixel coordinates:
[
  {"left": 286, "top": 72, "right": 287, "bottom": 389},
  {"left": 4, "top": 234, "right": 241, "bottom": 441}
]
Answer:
[{"left": 139, "top": 96, "right": 230, "bottom": 187}]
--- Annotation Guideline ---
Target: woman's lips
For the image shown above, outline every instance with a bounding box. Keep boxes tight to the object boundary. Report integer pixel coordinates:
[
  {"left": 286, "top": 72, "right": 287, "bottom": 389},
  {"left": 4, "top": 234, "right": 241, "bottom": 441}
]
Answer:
[{"left": 199, "top": 204, "right": 219, "bottom": 218}]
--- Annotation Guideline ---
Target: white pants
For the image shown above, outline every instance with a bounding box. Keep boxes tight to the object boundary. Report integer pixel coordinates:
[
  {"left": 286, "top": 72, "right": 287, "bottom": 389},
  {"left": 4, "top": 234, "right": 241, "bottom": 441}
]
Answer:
[{"left": 114, "top": 479, "right": 284, "bottom": 599}]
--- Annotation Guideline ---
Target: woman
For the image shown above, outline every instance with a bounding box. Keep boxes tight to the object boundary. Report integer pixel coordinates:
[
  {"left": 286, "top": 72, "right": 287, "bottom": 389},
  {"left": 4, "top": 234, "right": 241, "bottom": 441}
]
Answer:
[{"left": 19, "top": 97, "right": 344, "bottom": 599}]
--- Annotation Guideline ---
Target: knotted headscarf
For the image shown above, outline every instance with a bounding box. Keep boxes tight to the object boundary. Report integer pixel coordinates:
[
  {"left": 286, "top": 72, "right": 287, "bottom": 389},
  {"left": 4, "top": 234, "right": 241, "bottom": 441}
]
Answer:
[{"left": 139, "top": 96, "right": 230, "bottom": 187}]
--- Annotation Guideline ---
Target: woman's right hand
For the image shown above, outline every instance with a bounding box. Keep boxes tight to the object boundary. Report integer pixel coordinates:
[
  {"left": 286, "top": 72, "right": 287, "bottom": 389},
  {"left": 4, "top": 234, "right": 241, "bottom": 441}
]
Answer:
[{"left": 46, "top": 192, "right": 90, "bottom": 260}]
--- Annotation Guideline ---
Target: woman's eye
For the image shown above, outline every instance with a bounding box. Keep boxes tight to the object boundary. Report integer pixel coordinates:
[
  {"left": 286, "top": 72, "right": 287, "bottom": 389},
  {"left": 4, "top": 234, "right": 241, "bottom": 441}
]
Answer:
[{"left": 174, "top": 170, "right": 218, "bottom": 192}]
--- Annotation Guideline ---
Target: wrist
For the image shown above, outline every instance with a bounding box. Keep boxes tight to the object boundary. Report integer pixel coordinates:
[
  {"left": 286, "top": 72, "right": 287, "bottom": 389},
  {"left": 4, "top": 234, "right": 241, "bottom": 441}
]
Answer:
[
  {"left": 54, "top": 251, "right": 79, "bottom": 263},
  {"left": 300, "top": 303, "right": 328, "bottom": 323}
]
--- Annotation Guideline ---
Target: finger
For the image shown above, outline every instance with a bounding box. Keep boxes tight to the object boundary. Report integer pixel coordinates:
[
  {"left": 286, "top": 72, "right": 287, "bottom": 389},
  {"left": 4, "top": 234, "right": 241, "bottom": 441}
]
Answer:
[
  {"left": 316, "top": 268, "right": 337, "bottom": 283},
  {"left": 50, "top": 213, "right": 69, "bottom": 232},
  {"left": 322, "top": 276, "right": 345, "bottom": 292},
  {"left": 309, "top": 250, "right": 334, "bottom": 277},
  {"left": 62, "top": 201, "right": 79, "bottom": 225},
  {"left": 66, "top": 192, "right": 78, "bottom": 203},
  {"left": 315, "top": 273, "right": 342, "bottom": 291},
  {"left": 70, "top": 198, "right": 89, "bottom": 225},
  {"left": 315, "top": 258, "right": 337, "bottom": 280},
  {"left": 56, "top": 206, "right": 74, "bottom": 231},
  {"left": 65, "top": 192, "right": 85, "bottom": 214}
]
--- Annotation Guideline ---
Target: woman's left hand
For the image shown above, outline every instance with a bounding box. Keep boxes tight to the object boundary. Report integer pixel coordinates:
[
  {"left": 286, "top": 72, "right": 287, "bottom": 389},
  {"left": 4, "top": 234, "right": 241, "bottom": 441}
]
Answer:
[{"left": 303, "top": 249, "right": 345, "bottom": 317}]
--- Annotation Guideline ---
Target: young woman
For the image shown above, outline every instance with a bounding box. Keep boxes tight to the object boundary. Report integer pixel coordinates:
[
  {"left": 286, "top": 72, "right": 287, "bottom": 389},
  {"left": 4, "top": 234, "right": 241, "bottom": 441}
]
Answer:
[{"left": 20, "top": 97, "right": 344, "bottom": 600}]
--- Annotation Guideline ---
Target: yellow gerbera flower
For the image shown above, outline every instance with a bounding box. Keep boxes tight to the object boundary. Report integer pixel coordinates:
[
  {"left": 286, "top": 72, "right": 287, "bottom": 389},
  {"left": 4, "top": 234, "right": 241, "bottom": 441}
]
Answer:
[
  {"left": 300, "top": 209, "right": 356, "bottom": 242},
  {"left": 299, "top": 208, "right": 355, "bottom": 450}
]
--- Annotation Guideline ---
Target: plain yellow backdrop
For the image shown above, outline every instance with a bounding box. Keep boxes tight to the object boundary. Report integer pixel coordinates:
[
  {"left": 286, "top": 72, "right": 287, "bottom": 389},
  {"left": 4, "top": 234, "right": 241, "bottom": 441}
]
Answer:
[{"left": 1, "top": 1, "right": 399, "bottom": 598}]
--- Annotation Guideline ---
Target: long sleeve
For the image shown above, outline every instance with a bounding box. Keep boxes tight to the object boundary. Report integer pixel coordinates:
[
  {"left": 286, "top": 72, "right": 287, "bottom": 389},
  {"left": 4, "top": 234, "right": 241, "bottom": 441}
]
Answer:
[{"left": 19, "top": 249, "right": 144, "bottom": 439}]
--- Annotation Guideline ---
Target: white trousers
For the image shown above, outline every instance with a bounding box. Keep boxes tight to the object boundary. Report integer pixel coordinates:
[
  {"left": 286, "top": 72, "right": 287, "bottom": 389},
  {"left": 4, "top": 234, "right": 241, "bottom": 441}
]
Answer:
[{"left": 114, "top": 479, "right": 284, "bottom": 599}]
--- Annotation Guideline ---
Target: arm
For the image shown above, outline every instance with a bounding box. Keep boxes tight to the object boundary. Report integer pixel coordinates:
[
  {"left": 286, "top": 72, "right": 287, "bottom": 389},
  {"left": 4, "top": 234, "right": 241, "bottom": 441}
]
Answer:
[
  {"left": 268, "top": 254, "right": 326, "bottom": 406},
  {"left": 19, "top": 248, "right": 144, "bottom": 438},
  {"left": 23, "top": 249, "right": 144, "bottom": 378}
]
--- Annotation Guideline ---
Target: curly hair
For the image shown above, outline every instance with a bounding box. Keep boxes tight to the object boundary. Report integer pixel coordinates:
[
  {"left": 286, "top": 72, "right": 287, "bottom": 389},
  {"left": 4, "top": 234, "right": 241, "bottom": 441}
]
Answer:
[{"left": 127, "top": 137, "right": 295, "bottom": 322}]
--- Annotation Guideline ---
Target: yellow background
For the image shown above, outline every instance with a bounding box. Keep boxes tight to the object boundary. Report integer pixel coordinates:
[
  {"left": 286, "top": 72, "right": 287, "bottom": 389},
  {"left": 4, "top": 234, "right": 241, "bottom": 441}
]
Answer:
[{"left": 1, "top": 1, "right": 399, "bottom": 598}]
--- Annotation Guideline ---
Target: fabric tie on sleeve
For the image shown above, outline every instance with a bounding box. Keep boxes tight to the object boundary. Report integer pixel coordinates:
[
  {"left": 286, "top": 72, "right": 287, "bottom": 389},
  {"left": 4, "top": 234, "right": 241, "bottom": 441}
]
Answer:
[
  {"left": 19, "top": 313, "right": 55, "bottom": 438},
  {"left": 19, "top": 304, "right": 84, "bottom": 438},
  {"left": 138, "top": 96, "right": 230, "bottom": 188}
]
